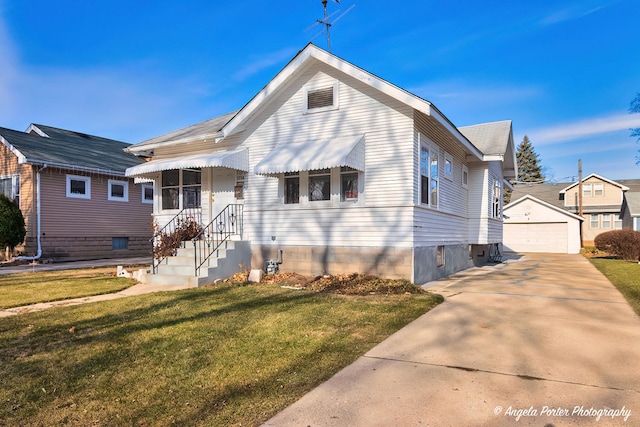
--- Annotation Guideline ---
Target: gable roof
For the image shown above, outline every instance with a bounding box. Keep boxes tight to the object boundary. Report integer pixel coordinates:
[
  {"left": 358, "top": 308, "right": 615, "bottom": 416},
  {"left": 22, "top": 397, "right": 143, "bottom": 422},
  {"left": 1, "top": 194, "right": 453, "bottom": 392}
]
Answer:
[
  {"left": 0, "top": 125, "right": 143, "bottom": 175},
  {"left": 509, "top": 182, "right": 568, "bottom": 209},
  {"left": 622, "top": 192, "right": 640, "bottom": 217},
  {"left": 458, "top": 120, "right": 517, "bottom": 179},
  {"left": 127, "top": 43, "right": 502, "bottom": 161},
  {"left": 505, "top": 194, "right": 584, "bottom": 221},
  {"left": 559, "top": 173, "right": 630, "bottom": 193}
]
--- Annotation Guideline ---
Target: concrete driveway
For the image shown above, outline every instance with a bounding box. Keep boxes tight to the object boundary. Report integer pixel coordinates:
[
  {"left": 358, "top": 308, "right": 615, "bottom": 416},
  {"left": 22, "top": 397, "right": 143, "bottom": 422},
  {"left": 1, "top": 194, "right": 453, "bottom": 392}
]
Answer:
[{"left": 263, "top": 253, "right": 640, "bottom": 426}]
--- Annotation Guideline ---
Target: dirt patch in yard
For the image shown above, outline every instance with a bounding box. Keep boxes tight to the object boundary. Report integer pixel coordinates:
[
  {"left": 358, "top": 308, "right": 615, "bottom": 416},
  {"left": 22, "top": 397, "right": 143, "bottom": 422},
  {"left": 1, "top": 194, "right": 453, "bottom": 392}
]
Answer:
[{"left": 218, "top": 271, "right": 429, "bottom": 296}]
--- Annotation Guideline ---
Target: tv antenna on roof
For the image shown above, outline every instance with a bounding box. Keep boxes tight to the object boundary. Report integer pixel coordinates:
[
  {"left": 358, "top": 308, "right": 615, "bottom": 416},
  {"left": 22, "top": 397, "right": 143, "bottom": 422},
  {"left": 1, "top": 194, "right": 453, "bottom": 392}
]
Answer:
[{"left": 309, "top": 0, "right": 355, "bottom": 52}]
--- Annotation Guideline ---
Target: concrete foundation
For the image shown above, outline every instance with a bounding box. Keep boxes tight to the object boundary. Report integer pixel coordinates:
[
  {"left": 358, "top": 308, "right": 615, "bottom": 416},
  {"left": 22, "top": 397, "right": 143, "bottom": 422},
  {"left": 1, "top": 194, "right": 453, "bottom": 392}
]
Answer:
[{"left": 253, "top": 243, "right": 493, "bottom": 284}]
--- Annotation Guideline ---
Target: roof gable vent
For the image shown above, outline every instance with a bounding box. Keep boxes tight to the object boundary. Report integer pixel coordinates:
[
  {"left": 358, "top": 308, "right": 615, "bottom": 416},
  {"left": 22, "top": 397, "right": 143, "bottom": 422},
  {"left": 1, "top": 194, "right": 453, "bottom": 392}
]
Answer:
[{"left": 307, "top": 87, "right": 334, "bottom": 110}]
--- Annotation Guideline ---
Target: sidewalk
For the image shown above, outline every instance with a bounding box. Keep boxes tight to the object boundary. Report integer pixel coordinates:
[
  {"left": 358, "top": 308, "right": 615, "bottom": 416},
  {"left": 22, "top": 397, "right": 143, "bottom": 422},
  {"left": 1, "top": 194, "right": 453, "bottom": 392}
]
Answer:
[
  {"left": 0, "top": 257, "right": 192, "bottom": 318},
  {"left": 263, "top": 253, "right": 640, "bottom": 426}
]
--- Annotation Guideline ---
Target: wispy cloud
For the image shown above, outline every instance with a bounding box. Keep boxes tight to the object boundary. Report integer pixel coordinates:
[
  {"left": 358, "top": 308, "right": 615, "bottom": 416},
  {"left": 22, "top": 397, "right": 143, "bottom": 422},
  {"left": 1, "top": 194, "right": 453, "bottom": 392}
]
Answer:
[
  {"left": 411, "top": 80, "right": 542, "bottom": 107},
  {"left": 538, "top": 0, "right": 618, "bottom": 26},
  {"left": 530, "top": 113, "right": 640, "bottom": 145},
  {"left": 232, "top": 47, "right": 298, "bottom": 81}
]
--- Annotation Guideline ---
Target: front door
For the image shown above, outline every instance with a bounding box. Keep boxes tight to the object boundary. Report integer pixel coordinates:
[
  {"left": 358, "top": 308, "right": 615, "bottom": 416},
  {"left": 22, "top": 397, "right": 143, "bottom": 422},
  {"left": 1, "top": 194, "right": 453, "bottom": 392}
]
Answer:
[{"left": 210, "top": 168, "right": 240, "bottom": 222}]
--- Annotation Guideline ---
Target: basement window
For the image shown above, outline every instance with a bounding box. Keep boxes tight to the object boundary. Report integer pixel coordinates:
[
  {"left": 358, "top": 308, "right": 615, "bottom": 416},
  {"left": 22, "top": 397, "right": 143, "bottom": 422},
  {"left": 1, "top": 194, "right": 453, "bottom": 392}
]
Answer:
[
  {"left": 112, "top": 237, "right": 128, "bottom": 250},
  {"left": 437, "top": 245, "right": 445, "bottom": 267}
]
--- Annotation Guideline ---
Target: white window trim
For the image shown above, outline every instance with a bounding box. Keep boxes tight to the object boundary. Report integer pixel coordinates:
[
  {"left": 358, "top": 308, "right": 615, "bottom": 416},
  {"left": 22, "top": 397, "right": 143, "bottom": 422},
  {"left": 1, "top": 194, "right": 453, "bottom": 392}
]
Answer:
[
  {"left": 303, "top": 80, "right": 340, "bottom": 114},
  {"left": 108, "top": 179, "right": 129, "bottom": 202},
  {"left": 141, "top": 183, "right": 154, "bottom": 204},
  {"left": 601, "top": 213, "right": 612, "bottom": 229},
  {"left": 583, "top": 183, "right": 592, "bottom": 197},
  {"left": 590, "top": 214, "right": 599, "bottom": 229},
  {"left": 0, "top": 174, "right": 19, "bottom": 199},
  {"left": 594, "top": 183, "right": 604, "bottom": 197},
  {"left": 444, "top": 152, "right": 453, "bottom": 180},
  {"left": 462, "top": 165, "right": 469, "bottom": 189},
  {"left": 66, "top": 175, "right": 91, "bottom": 199}
]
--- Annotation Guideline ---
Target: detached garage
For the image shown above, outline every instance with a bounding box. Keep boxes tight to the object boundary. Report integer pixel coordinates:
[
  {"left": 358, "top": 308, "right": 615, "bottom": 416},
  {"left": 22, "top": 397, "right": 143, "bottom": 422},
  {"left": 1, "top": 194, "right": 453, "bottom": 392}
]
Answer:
[{"left": 504, "top": 195, "right": 584, "bottom": 254}]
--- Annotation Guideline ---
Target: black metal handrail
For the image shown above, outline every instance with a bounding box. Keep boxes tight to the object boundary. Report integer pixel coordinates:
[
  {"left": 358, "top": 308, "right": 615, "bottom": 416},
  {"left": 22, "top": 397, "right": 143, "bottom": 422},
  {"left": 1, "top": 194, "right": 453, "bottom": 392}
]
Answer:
[
  {"left": 151, "top": 207, "right": 202, "bottom": 273},
  {"left": 192, "top": 204, "right": 244, "bottom": 277}
]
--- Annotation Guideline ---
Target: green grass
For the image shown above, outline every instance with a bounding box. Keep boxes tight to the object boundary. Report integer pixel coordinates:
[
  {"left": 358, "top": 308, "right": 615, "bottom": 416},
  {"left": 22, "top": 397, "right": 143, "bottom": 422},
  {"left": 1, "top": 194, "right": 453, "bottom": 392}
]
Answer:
[
  {"left": 589, "top": 257, "right": 640, "bottom": 316},
  {"left": 0, "top": 282, "right": 443, "bottom": 426},
  {"left": 0, "top": 268, "right": 136, "bottom": 309}
]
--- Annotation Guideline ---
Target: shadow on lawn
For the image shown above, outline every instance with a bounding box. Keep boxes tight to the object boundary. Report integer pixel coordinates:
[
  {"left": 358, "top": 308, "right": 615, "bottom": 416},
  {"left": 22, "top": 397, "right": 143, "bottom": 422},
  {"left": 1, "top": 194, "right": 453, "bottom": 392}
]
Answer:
[{"left": 0, "top": 285, "right": 375, "bottom": 424}]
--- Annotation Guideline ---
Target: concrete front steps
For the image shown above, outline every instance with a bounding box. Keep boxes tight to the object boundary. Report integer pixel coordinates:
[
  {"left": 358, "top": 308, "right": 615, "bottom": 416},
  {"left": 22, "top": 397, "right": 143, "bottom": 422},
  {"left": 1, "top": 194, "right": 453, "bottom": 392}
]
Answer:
[{"left": 143, "top": 240, "right": 251, "bottom": 287}]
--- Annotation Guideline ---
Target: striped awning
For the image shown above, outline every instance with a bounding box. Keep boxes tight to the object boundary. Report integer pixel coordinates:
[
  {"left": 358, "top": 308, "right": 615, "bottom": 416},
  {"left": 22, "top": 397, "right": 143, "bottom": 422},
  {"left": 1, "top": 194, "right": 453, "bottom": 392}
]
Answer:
[
  {"left": 125, "top": 149, "right": 249, "bottom": 177},
  {"left": 254, "top": 135, "right": 365, "bottom": 175}
]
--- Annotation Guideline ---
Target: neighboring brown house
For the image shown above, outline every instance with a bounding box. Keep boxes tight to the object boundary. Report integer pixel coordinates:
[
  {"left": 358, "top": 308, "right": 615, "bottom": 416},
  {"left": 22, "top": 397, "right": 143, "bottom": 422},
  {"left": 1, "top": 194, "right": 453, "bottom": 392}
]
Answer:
[
  {"left": 0, "top": 124, "right": 153, "bottom": 261},
  {"left": 509, "top": 173, "right": 640, "bottom": 247}
]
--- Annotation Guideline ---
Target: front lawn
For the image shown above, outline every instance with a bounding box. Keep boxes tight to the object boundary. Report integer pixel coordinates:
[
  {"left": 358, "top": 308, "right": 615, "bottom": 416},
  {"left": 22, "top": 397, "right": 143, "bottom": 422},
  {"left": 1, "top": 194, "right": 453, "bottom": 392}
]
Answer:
[
  {"left": 0, "top": 280, "right": 443, "bottom": 426},
  {"left": 0, "top": 268, "right": 136, "bottom": 309},
  {"left": 589, "top": 258, "right": 640, "bottom": 316}
]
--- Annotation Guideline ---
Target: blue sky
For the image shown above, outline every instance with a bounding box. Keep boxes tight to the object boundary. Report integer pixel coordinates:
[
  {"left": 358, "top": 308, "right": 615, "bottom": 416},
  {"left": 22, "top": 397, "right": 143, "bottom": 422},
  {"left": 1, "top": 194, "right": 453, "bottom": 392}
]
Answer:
[{"left": 1, "top": 0, "right": 639, "bottom": 182}]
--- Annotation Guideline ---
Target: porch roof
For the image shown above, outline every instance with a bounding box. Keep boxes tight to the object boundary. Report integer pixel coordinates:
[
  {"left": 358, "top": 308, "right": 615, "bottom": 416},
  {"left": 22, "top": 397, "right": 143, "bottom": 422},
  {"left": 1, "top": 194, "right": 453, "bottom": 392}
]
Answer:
[
  {"left": 254, "top": 134, "right": 365, "bottom": 175},
  {"left": 124, "top": 149, "right": 249, "bottom": 177}
]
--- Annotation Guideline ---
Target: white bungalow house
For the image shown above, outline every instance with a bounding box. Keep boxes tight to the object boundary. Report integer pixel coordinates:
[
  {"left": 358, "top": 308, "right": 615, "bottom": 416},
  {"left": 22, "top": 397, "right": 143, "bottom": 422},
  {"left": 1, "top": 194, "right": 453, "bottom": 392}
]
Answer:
[{"left": 125, "top": 43, "right": 516, "bottom": 286}]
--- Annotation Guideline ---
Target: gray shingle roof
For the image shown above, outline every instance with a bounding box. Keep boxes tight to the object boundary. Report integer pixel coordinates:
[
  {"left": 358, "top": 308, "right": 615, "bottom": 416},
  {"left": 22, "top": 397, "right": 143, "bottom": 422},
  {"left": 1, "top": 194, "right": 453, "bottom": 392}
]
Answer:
[
  {"left": 624, "top": 192, "right": 640, "bottom": 216},
  {"left": 509, "top": 182, "right": 568, "bottom": 209},
  {"left": 0, "top": 125, "right": 144, "bottom": 174},
  {"left": 458, "top": 120, "right": 512, "bottom": 156},
  {"left": 128, "top": 111, "right": 238, "bottom": 151}
]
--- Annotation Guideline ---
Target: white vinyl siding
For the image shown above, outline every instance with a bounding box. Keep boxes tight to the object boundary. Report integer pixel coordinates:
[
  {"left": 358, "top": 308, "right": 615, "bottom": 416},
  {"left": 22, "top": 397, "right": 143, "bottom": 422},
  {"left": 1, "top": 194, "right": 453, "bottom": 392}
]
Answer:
[{"left": 239, "top": 66, "right": 414, "bottom": 247}]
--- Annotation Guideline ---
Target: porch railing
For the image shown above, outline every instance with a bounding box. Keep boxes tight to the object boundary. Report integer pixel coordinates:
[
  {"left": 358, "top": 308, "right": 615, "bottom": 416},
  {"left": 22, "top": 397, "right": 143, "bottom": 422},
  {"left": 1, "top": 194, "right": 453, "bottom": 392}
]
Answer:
[
  {"left": 151, "top": 207, "right": 202, "bottom": 273},
  {"left": 192, "top": 204, "right": 244, "bottom": 277}
]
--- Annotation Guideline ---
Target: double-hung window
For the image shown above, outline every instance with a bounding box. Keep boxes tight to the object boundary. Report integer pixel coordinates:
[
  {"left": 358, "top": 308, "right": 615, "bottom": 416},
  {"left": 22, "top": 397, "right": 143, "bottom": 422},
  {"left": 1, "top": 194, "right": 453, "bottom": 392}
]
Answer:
[
  {"left": 582, "top": 183, "right": 592, "bottom": 197},
  {"left": 492, "top": 179, "right": 502, "bottom": 219},
  {"left": 590, "top": 214, "right": 599, "bottom": 229},
  {"left": 602, "top": 214, "right": 612, "bottom": 229},
  {"left": 420, "top": 135, "right": 439, "bottom": 208},
  {"left": 594, "top": 183, "right": 604, "bottom": 196},
  {"left": 0, "top": 175, "right": 19, "bottom": 205},
  {"left": 161, "top": 168, "right": 201, "bottom": 210}
]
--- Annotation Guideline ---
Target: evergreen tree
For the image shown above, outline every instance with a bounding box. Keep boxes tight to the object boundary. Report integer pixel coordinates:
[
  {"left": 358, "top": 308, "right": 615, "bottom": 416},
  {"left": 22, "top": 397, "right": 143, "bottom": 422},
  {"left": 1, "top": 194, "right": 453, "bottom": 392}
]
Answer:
[
  {"left": 504, "top": 135, "right": 545, "bottom": 204},
  {"left": 516, "top": 135, "right": 545, "bottom": 183},
  {"left": 0, "top": 194, "right": 26, "bottom": 257}
]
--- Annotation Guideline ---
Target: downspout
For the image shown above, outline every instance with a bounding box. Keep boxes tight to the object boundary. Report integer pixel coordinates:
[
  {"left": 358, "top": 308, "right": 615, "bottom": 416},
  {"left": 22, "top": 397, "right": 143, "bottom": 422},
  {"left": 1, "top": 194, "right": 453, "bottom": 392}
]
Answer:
[{"left": 14, "top": 165, "right": 44, "bottom": 261}]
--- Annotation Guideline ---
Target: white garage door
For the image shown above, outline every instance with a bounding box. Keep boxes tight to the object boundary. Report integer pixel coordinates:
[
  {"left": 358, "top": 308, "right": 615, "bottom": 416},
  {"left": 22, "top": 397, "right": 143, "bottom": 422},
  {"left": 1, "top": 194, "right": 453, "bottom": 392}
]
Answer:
[{"left": 504, "top": 222, "right": 568, "bottom": 253}]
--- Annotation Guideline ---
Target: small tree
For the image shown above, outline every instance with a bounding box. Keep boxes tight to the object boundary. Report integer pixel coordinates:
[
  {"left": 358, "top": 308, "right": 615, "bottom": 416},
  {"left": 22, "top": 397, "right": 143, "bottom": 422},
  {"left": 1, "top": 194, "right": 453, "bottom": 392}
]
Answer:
[
  {"left": 630, "top": 92, "right": 640, "bottom": 164},
  {"left": 0, "top": 194, "right": 26, "bottom": 259}
]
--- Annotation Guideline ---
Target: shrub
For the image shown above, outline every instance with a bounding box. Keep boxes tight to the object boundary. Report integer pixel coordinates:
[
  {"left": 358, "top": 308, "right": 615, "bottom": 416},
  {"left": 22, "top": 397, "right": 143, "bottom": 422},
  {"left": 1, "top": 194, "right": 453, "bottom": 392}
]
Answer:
[
  {"left": 594, "top": 230, "right": 640, "bottom": 261},
  {"left": 0, "top": 194, "right": 26, "bottom": 255},
  {"left": 152, "top": 219, "right": 202, "bottom": 260}
]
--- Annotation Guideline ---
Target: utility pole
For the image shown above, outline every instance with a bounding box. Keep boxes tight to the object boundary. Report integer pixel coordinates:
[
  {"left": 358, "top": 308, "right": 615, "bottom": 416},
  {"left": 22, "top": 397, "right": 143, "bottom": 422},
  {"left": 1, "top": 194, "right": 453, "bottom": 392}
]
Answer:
[{"left": 578, "top": 159, "right": 583, "bottom": 248}]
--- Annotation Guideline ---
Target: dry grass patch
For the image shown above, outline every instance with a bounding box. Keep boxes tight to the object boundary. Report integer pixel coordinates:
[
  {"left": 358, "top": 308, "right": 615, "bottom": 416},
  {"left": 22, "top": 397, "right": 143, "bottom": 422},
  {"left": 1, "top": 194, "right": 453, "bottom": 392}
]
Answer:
[{"left": 0, "top": 278, "right": 443, "bottom": 426}]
